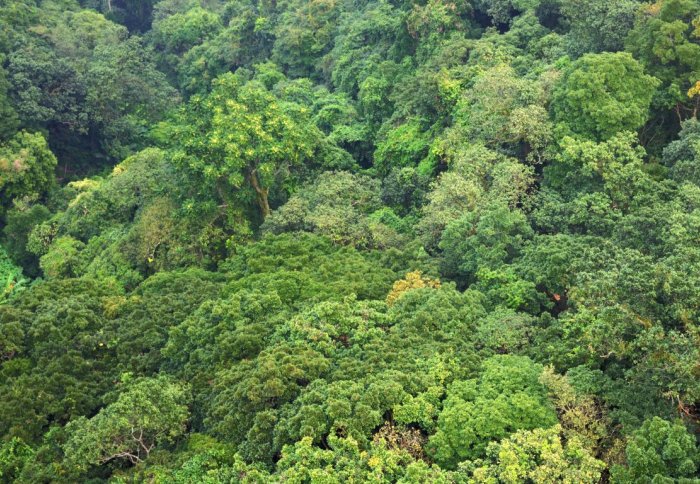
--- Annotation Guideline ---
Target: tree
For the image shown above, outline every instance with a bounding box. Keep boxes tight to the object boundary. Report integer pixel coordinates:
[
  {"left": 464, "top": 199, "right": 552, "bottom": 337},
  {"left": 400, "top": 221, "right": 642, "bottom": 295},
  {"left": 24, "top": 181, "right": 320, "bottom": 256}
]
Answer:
[
  {"left": 386, "top": 271, "right": 441, "bottom": 306},
  {"left": 538, "top": 367, "right": 609, "bottom": 452},
  {"left": 0, "top": 244, "right": 26, "bottom": 305},
  {"left": 0, "top": 131, "right": 57, "bottom": 213},
  {"left": 551, "top": 131, "right": 651, "bottom": 211},
  {"left": 473, "top": 307, "right": 535, "bottom": 355},
  {"left": 262, "top": 171, "right": 404, "bottom": 248},
  {"left": 39, "top": 236, "right": 84, "bottom": 279},
  {"left": 84, "top": 36, "right": 179, "bottom": 160},
  {"left": 2, "top": 203, "right": 51, "bottom": 277},
  {"left": 90, "top": 0, "right": 157, "bottom": 32},
  {"left": 419, "top": 170, "right": 484, "bottom": 250},
  {"left": 175, "top": 8, "right": 274, "bottom": 95},
  {"left": 474, "top": 0, "right": 539, "bottom": 25},
  {"left": 273, "top": 377, "right": 407, "bottom": 458},
  {"left": 663, "top": 118, "right": 700, "bottom": 185},
  {"left": 463, "top": 425, "right": 605, "bottom": 483},
  {"left": 0, "top": 437, "right": 34, "bottom": 482},
  {"left": 439, "top": 202, "right": 533, "bottom": 284},
  {"left": 406, "top": 0, "right": 473, "bottom": 41},
  {"left": 106, "top": 268, "right": 226, "bottom": 377},
  {"left": 63, "top": 376, "right": 189, "bottom": 472},
  {"left": 0, "top": 278, "right": 122, "bottom": 444},
  {"left": 427, "top": 355, "right": 558, "bottom": 469},
  {"left": 219, "top": 232, "right": 401, "bottom": 301},
  {"left": 0, "top": 65, "right": 19, "bottom": 141},
  {"left": 272, "top": 0, "right": 341, "bottom": 78},
  {"left": 276, "top": 435, "right": 450, "bottom": 483},
  {"left": 419, "top": 144, "right": 534, "bottom": 250},
  {"left": 552, "top": 52, "right": 659, "bottom": 141},
  {"left": 4, "top": 0, "right": 700, "bottom": 481},
  {"left": 7, "top": 47, "right": 89, "bottom": 140},
  {"left": 373, "top": 119, "right": 431, "bottom": 175},
  {"left": 626, "top": 0, "right": 700, "bottom": 117},
  {"left": 452, "top": 64, "right": 550, "bottom": 157},
  {"left": 150, "top": 6, "right": 223, "bottom": 74},
  {"left": 323, "top": 1, "right": 404, "bottom": 96},
  {"left": 206, "top": 343, "right": 330, "bottom": 464},
  {"left": 174, "top": 73, "right": 326, "bottom": 219},
  {"left": 6, "top": 9, "right": 177, "bottom": 165},
  {"left": 560, "top": 0, "right": 638, "bottom": 56},
  {"left": 611, "top": 417, "right": 699, "bottom": 483}
]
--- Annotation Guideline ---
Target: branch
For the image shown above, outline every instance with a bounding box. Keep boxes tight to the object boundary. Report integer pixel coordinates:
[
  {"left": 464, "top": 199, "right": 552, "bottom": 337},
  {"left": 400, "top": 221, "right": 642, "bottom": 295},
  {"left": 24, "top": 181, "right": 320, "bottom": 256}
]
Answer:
[
  {"left": 101, "top": 451, "right": 142, "bottom": 465},
  {"left": 131, "top": 427, "right": 155, "bottom": 459}
]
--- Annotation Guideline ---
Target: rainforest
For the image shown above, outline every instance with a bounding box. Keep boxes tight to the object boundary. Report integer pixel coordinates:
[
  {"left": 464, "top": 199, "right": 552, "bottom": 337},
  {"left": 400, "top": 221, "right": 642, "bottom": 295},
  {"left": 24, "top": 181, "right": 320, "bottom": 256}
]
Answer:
[{"left": 1, "top": 0, "right": 700, "bottom": 482}]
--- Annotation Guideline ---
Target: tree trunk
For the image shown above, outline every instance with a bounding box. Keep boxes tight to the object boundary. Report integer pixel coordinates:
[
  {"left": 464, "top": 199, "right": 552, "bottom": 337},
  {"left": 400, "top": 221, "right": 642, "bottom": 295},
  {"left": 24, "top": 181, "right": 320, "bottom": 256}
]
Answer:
[{"left": 248, "top": 169, "right": 271, "bottom": 219}]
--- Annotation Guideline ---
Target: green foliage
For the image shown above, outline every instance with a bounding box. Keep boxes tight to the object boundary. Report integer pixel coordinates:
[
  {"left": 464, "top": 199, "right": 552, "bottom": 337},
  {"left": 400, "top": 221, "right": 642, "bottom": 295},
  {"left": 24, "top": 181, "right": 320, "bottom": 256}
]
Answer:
[
  {"left": 91, "top": 0, "right": 157, "bottom": 32},
  {"left": 427, "top": 355, "right": 558, "bottom": 469},
  {"left": 473, "top": 307, "right": 536, "bottom": 355},
  {"left": 151, "top": 7, "right": 222, "bottom": 57},
  {"left": 5, "top": 8, "right": 177, "bottom": 165},
  {"left": 2, "top": 203, "right": 51, "bottom": 277},
  {"left": 560, "top": 0, "right": 638, "bottom": 55},
  {"left": 552, "top": 52, "right": 660, "bottom": 141},
  {"left": 220, "top": 232, "right": 401, "bottom": 302},
  {"left": 439, "top": 202, "right": 533, "bottom": 283},
  {"left": 664, "top": 118, "right": 700, "bottom": 185},
  {"left": 2, "top": 0, "right": 700, "bottom": 481},
  {"left": 474, "top": 0, "right": 540, "bottom": 25},
  {"left": 207, "top": 342, "right": 330, "bottom": 463},
  {"left": 0, "top": 66, "right": 19, "bottom": 142},
  {"left": 263, "top": 171, "right": 405, "bottom": 248},
  {"left": 272, "top": 0, "right": 341, "bottom": 78},
  {"left": 626, "top": 0, "right": 700, "bottom": 112},
  {"left": 611, "top": 417, "right": 699, "bottom": 483},
  {"left": 273, "top": 377, "right": 406, "bottom": 457},
  {"left": 0, "top": 244, "right": 27, "bottom": 304},
  {"left": 374, "top": 119, "right": 431, "bottom": 175},
  {"left": 0, "top": 278, "right": 121, "bottom": 443},
  {"left": 63, "top": 376, "right": 190, "bottom": 472},
  {"left": 0, "top": 131, "right": 56, "bottom": 213},
  {"left": 39, "top": 235, "right": 84, "bottom": 278},
  {"left": 452, "top": 64, "right": 551, "bottom": 156},
  {"left": 0, "top": 437, "right": 34, "bottom": 483},
  {"left": 24, "top": 148, "right": 236, "bottom": 284},
  {"left": 275, "top": 435, "right": 450, "bottom": 483},
  {"left": 419, "top": 144, "right": 534, "bottom": 250},
  {"left": 173, "top": 73, "right": 328, "bottom": 218},
  {"left": 462, "top": 425, "right": 605, "bottom": 483},
  {"left": 107, "top": 268, "right": 226, "bottom": 376},
  {"left": 323, "top": 1, "right": 405, "bottom": 96}
]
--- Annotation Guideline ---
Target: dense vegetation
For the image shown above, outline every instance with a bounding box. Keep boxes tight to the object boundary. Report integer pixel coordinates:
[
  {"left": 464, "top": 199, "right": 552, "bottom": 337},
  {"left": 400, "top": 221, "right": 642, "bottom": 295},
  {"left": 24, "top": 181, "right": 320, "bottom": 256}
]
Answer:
[{"left": 1, "top": 0, "right": 700, "bottom": 482}]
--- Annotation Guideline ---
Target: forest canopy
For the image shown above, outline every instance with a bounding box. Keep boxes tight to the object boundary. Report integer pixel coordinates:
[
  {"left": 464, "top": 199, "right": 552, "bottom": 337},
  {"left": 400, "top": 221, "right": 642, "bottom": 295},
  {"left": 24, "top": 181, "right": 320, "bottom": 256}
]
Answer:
[{"left": 1, "top": 0, "right": 700, "bottom": 482}]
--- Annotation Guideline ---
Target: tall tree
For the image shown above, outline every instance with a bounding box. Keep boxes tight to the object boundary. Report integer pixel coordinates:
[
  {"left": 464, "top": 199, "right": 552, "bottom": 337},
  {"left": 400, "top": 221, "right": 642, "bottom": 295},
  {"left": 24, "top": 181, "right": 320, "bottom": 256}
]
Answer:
[{"left": 173, "top": 73, "right": 325, "bottom": 219}]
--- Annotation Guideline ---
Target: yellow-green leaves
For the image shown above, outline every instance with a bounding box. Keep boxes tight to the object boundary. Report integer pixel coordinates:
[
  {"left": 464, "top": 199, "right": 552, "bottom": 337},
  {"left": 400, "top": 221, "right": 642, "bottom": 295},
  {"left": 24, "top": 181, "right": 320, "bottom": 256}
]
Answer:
[{"left": 178, "top": 73, "right": 324, "bottom": 218}]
